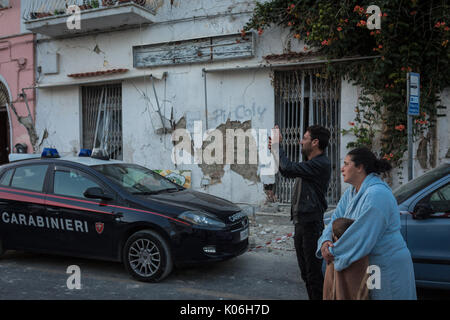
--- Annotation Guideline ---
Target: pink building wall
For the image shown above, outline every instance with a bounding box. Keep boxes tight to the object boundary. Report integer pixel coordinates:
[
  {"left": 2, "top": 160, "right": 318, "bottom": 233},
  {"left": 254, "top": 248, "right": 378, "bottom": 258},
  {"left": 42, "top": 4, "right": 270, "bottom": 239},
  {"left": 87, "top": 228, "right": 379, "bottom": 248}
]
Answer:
[{"left": 0, "top": 0, "right": 36, "bottom": 154}]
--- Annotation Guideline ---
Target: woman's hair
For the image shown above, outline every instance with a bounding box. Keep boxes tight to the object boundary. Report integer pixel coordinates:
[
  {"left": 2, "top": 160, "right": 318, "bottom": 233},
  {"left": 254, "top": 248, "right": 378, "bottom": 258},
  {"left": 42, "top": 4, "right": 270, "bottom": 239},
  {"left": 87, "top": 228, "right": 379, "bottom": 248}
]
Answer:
[{"left": 347, "top": 147, "right": 392, "bottom": 175}]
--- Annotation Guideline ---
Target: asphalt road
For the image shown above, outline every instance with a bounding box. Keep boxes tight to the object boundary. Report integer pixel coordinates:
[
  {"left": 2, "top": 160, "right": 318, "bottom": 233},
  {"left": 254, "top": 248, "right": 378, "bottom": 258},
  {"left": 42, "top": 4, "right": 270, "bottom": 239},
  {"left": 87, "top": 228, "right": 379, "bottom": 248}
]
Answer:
[
  {"left": 0, "top": 249, "right": 307, "bottom": 300},
  {"left": 1, "top": 244, "right": 449, "bottom": 301}
]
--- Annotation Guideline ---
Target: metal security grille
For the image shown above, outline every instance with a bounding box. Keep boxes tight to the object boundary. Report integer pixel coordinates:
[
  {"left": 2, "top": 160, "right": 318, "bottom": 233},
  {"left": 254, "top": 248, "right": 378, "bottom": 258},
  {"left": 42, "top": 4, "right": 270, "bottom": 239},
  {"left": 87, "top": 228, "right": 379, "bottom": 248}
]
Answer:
[
  {"left": 82, "top": 84, "right": 123, "bottom": 160},
  {"left": 274, "top": 67, "right": 341, "bottom": 206}
]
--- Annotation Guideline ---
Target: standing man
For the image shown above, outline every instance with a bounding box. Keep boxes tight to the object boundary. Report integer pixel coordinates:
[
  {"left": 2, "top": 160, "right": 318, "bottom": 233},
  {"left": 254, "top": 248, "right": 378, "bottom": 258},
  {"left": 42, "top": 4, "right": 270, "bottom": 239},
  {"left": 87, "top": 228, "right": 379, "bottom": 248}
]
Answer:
[{"left": 269, "top": 125, "right": 331, "bottom": 300}]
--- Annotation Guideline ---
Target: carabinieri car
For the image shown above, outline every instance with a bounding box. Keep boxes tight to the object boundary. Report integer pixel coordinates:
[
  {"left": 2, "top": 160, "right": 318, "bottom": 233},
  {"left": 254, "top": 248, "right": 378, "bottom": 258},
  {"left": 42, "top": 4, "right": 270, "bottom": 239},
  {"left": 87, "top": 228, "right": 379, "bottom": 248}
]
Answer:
[{"left": 0, "top": 149, "right": 249, "bottom": 282}]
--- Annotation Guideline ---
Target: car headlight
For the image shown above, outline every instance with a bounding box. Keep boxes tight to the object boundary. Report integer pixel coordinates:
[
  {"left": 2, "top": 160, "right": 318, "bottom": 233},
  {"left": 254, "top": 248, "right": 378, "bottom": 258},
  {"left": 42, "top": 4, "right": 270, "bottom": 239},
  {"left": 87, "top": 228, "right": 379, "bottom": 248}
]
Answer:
[{"left": 178, "top": 211, "right": 225, "bottom": 228}]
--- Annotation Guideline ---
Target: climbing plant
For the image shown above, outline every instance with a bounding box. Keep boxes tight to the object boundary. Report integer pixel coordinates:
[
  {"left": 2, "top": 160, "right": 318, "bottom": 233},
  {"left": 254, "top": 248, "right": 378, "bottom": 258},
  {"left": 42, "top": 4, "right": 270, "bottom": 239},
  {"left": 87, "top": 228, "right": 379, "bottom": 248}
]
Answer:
[{"left": 243, "top": 0, "right": 449, "bottom": 167}]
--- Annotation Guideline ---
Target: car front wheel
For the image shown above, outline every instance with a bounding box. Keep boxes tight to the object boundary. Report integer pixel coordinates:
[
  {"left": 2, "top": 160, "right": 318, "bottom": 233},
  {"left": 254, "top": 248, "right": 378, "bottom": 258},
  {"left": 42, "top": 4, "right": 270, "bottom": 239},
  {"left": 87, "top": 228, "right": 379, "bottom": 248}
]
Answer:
[{"left": 123, "top": 230, "right": 173, "bottom": 282}]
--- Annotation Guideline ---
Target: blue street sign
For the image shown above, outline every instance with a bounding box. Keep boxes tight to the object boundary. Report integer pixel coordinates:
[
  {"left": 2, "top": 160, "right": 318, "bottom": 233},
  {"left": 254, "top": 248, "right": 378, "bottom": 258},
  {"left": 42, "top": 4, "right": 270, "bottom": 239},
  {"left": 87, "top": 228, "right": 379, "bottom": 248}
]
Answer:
[{"left": 408, "top": 72, "right": 420, "bottom": 116}]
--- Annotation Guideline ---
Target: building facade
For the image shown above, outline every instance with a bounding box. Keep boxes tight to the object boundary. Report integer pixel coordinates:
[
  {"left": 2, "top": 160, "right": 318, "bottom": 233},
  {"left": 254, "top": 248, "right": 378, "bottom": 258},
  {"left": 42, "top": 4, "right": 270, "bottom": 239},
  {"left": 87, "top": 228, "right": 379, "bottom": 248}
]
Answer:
[
  {"left": 20, "top": 0, "right": 449, "bottom": 207},
  {"left": 0, "top": 0, "right": 36, "bottom": 165}
]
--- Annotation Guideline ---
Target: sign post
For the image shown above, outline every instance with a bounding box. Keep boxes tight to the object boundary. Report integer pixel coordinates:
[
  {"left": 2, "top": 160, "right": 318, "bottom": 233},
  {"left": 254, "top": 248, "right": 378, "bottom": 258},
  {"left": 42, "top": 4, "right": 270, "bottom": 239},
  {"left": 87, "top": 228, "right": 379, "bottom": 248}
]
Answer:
[{"left": 407, "top": 72, "right": 420, "bottom": 181}]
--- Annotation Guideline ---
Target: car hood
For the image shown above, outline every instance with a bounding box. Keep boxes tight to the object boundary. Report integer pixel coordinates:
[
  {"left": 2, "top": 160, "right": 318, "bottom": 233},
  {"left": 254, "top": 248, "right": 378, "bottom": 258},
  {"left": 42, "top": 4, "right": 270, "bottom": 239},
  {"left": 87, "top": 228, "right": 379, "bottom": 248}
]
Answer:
[{"left": 135, "top": 189, "right": 242, "bottom": 219}]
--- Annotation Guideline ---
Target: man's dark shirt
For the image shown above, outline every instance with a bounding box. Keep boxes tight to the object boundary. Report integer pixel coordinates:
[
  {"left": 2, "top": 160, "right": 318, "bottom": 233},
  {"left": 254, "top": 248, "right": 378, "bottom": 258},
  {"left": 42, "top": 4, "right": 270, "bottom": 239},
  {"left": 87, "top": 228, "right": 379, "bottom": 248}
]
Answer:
[{"left": 278, "top": 148, "right": 331, "bottom": 222}]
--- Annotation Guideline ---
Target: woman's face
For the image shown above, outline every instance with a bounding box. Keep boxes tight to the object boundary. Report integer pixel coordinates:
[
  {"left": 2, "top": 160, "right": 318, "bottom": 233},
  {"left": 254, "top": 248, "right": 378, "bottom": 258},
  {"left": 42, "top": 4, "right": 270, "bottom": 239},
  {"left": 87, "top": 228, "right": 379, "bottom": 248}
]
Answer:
[{"left": 341, "top": 155, "right": 362, "bottom": 185}]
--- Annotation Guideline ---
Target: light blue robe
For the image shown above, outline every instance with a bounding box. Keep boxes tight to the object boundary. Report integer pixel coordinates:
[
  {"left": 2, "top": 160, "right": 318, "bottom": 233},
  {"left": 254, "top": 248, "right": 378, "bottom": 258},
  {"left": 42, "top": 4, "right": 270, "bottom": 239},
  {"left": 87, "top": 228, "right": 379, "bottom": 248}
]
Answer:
[{"left": 316, "top": 173, "right": 417, "bottom": 300}]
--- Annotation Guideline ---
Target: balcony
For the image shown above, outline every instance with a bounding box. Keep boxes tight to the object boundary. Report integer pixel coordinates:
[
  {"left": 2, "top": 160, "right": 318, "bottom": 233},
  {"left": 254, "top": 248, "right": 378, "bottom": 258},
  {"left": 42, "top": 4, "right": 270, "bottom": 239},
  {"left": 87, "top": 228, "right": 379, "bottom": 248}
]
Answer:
[{"left": 23, "top": 0, "right": 156, "bottom": 38}]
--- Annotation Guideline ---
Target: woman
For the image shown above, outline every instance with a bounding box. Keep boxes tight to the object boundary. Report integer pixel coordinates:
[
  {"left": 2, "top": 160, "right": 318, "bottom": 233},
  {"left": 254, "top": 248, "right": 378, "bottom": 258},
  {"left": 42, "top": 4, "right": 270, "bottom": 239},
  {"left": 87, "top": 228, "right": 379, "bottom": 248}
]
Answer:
[{"left": 316, "top": 147, "right": 416, "bottom": 300}]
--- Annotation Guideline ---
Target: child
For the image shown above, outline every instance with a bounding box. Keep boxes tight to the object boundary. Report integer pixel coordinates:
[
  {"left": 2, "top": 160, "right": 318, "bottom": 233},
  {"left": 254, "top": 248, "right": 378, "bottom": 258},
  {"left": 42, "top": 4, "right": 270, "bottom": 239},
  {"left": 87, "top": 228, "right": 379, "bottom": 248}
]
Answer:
[{"left": 323, "top": 218, "right": 370, "bottom": 300}]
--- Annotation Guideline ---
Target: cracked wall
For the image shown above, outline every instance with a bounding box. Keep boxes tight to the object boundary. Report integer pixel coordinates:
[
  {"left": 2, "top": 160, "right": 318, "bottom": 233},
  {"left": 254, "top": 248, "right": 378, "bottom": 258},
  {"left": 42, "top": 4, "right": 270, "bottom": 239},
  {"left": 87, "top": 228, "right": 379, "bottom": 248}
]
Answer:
[{"left": 198, "top": 119, "right": 260, "bottom": 185}]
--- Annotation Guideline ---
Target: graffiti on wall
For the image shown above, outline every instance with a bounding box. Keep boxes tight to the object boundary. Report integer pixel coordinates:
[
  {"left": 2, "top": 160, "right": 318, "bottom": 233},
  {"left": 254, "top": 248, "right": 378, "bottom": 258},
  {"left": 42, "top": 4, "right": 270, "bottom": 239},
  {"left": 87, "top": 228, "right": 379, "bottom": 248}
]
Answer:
[{"left": 209, "top": 104, "right": 267, "bottom": 124}]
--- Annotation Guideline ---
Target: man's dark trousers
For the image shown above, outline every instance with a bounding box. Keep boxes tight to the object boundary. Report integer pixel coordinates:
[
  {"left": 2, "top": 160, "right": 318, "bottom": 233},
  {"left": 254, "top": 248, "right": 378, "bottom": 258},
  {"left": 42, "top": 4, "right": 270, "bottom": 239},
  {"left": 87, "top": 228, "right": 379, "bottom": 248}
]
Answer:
[{"left": 294, "top": 219, "right": 324, "bottom": 300}]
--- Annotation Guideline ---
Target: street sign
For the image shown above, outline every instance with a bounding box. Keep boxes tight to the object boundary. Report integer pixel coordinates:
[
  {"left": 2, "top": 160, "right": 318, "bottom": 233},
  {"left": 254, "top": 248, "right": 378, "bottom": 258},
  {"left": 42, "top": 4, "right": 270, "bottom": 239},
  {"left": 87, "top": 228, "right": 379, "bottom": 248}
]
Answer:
[
  {"left": 407, "top": 72, "right": 420, "bottom": 181},
  {"left": 408, "top": 72, "right": 420, "bottom": 116}
]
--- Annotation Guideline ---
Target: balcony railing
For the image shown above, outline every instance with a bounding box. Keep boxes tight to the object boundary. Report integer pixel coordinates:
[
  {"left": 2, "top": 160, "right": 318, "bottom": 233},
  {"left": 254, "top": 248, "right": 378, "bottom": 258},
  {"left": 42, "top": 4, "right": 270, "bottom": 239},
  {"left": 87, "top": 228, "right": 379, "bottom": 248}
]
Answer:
[
  {"left": 23, "top": 0, "right": 156, "bottom": 20},
  {"left": 23, "top": 0, "right": 156, "bottom": 38}
]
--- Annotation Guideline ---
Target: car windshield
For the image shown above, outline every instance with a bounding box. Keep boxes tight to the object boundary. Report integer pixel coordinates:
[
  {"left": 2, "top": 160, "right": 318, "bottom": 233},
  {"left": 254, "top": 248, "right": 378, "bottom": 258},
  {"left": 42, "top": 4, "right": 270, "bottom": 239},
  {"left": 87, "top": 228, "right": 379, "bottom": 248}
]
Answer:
[
  {"left": 393, "top": 164, "right": 450, "bottom": 204},
  {"left": 91, "top": 163, "right": 183, "bottom": 195}
]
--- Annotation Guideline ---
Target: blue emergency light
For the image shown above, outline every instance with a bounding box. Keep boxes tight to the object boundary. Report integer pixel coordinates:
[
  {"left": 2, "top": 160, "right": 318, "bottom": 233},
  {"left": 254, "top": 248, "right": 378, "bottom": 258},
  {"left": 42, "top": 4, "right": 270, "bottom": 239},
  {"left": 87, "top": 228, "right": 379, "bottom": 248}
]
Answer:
[
  {"left": 79, "top": 149, "right": 92, "bottom": 157},
  {"left": 41, "top": 148, "right": 60, "bottom": 158}
]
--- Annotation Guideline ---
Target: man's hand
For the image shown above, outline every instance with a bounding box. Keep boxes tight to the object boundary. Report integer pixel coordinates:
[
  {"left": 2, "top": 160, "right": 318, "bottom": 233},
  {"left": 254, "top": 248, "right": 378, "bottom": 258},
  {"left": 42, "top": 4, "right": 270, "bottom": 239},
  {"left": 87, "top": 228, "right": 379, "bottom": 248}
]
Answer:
[
  {"left": 321, "top": 241, "right": 335, "bottom": 263},
  {"left": 268, "top": 125, "right": 282, "bottom": 151}
]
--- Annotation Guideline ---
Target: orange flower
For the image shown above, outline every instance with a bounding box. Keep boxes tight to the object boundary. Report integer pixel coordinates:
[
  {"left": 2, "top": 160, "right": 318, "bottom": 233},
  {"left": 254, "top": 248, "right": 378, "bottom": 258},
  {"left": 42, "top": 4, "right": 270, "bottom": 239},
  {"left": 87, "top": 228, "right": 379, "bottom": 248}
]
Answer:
[
  {"left": 294, "top": 33, "right": 300, "bottom": 39},
  {"left": 337, "top": 27, "right": 343, "bottom": 32},
  {"left": 395, "top": 124, "right": 406, "bottom": 131}
]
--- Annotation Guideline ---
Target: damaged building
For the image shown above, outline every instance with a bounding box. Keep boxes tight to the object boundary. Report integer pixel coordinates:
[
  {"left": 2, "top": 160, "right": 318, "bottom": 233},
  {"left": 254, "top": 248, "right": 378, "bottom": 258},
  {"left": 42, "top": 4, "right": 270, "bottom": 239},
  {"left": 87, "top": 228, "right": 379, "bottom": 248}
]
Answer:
[{"left": 4, "top": 0, "right": 448, "bottom": 208}]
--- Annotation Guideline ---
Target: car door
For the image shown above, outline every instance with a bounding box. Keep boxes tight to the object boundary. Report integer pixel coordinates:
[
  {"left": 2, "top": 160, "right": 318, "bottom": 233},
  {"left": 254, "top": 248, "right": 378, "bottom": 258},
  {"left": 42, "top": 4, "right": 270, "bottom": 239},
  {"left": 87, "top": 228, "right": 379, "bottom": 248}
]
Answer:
[
  {"left": 47, "top": 164, "right": 119, "bottom": 259},
  {"left": 0, "top": 164, "right": 52, "bottom": 251},
  {"left": 405, "top": 179, "right": 450, "bottom": 284}
]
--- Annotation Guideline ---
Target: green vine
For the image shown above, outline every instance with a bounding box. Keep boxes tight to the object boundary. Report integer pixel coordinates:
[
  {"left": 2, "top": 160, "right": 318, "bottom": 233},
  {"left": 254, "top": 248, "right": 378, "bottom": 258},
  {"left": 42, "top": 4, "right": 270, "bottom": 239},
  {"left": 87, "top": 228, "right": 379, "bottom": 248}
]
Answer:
[{"left": 243, "top": 0, "right": 449, "bottom": 166}]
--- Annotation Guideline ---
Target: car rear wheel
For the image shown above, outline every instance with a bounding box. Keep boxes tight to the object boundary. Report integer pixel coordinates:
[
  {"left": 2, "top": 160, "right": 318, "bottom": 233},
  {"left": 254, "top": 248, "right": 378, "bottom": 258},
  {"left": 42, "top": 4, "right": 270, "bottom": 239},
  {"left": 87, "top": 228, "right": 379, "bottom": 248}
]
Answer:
[{"left": 123, "top": 230, "right": 173, "bottom": 282}]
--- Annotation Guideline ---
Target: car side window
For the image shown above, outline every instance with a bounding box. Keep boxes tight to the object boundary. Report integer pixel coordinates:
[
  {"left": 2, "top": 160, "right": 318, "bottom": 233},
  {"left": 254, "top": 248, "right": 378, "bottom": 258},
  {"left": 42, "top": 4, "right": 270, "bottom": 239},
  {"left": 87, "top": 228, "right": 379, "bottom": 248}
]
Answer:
[
  {"left": 0, "top": 169, "right": 14, "bottom": 186},
  {"left": 10, "top": 165, "right": 48, "bottom": 192},
  {"left": 422, "top": 183, "right": 450, "bottom": 217},
  {"left": 53, "top": 168, "right": 102, "bottom": 199}
]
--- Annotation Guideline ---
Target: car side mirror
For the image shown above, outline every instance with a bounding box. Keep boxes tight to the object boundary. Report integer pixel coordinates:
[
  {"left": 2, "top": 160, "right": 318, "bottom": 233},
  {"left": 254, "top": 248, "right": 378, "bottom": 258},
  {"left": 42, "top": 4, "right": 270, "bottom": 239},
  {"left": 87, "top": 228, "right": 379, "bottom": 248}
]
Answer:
[
  {"left": 413, "top": 203, "right": 433, "bottom": 220},
  {"left": 84, "top": 187, "right": 114, "bottom": 201}
]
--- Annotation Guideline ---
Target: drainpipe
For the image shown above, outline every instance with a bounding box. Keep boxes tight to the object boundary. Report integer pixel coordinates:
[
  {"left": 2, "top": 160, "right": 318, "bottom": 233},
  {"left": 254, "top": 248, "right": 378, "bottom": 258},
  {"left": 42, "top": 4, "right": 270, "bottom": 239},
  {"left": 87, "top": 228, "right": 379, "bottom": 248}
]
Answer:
[
  {"left": 202, "top": 68, "right": 208, "bottom": 130},
  {"left": 5, "top": 103, "right": 13, "bottom": 152}
]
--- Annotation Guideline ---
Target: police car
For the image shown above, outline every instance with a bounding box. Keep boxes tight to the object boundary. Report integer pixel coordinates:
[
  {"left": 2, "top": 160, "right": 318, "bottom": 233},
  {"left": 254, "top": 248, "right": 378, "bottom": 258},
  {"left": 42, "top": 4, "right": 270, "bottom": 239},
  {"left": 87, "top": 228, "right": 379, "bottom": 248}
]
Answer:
[{"left": 0, "top": 148, "right": 249, "bottom": 282}]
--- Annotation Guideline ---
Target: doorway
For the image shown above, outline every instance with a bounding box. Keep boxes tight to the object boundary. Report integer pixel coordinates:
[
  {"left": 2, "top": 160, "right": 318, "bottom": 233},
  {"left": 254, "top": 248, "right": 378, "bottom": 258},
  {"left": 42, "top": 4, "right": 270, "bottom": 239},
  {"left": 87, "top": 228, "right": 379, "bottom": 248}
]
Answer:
[
  {"left": 0, "top": 80, "right": 11, "bottom": 165},
  {"left": 274, "top": 66, "right": 341, "bottom": 206}
]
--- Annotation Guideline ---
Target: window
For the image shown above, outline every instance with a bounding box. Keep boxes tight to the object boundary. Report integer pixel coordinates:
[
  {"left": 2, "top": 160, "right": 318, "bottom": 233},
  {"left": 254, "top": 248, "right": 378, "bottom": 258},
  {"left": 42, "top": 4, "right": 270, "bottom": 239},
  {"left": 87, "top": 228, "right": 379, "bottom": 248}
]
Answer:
[
  {"left": 428, "top": 183, "right": 450, "bottom": 215},
  {"left": 92, "top": 163, "right": 181, "bottom": 195},
  {"left": 82, "top": 84, "right": 123, "bottom": 160},
  {"left": 10, "top": 165, "right": 48, "bottom": 192},
  {"left": 394, "top": 164, "right": 450, "bottom": 204},
  {"left": 53, "top": 168, "right": 102, "bottom": 199},
  {"left": 0, "top": 169, "right": 13, "bottom": 186}
]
